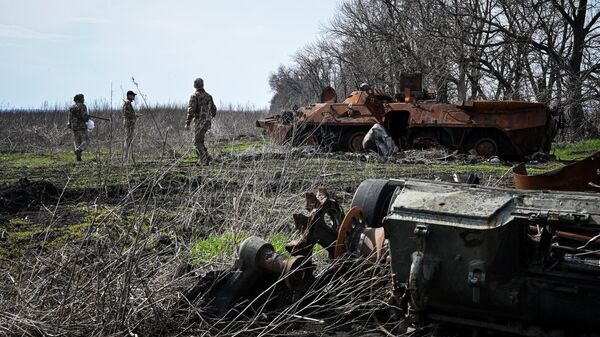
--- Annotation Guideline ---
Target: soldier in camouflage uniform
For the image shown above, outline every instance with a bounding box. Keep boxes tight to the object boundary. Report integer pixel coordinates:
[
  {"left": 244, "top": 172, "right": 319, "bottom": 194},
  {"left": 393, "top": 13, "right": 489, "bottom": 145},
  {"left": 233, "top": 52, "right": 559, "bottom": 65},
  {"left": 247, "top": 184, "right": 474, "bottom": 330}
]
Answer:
[
  {"left": 68, "top": 94, "right": 90, "bottom": 162},
  {"left": 122, "top": 90, "right": 138, "bottom": 162},
  {"left": 185, "top": 78, "right": 217, "bottom": 165}
]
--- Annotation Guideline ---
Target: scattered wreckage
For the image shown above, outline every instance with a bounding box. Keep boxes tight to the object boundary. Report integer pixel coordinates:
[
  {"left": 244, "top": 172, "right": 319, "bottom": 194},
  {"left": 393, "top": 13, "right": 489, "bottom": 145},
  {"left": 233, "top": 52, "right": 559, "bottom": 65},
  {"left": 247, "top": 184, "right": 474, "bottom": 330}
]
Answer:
[
  {"left": 192, "top": 153, "right": 600, "bottom": 335},
  {"left": 256, "top": 74, "right": 559, "bottom": 158},
  {"left": 513, "top": 152, "right": 600, "bottom": 192}
]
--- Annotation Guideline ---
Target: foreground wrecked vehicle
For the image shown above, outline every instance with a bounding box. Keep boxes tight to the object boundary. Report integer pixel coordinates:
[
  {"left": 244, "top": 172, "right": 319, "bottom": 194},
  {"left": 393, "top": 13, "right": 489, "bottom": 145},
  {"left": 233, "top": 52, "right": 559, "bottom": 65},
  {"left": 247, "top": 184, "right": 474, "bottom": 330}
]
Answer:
[
  {"left": 194, "top": 165, "right": 600, "bottom": 335},
  {"left": 374, "top": 179, "right": 600, "bottom": 333},
  {"left": 257, "top": 74, "right": 559, "bottom": 158}
]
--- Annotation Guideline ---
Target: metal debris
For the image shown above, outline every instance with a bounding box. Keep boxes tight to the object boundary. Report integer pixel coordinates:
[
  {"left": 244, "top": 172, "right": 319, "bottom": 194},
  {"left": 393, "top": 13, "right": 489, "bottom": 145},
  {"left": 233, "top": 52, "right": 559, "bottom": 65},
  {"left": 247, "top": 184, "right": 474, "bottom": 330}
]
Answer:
[
  {"left": 286, "top": 187, "right": 344, "bottom": 259},
  {"left": 213, "top": 236, "right": 313, "bottom": 313},
  {"left": 513, "top": 152, "right": 600, "bottom": 192}
]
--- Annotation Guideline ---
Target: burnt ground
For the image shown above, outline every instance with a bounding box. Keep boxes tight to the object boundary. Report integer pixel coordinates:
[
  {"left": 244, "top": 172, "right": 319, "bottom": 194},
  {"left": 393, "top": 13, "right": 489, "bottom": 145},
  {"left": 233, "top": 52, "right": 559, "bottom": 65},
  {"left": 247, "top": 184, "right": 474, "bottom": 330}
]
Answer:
[
  {"left": 0, "top": 178, "right": 59, "bottom": 213},
  {"left": 0, "top": 145, "right": 573, "bottom": 336}
]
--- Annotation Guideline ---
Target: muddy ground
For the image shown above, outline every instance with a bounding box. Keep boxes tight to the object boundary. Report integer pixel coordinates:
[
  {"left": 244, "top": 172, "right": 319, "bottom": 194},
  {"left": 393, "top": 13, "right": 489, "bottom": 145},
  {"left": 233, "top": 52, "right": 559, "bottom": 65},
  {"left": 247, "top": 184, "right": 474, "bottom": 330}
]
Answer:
[{"left": 0, "top": 142, "right": 580, "bottom": 336}]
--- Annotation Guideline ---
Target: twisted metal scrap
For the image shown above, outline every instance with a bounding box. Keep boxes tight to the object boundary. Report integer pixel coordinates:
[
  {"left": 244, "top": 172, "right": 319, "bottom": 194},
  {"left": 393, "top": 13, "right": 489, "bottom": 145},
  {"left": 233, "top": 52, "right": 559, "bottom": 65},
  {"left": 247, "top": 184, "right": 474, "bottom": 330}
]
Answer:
[{"left": 286, "top": 187, "right": 344, "bottom": 259}]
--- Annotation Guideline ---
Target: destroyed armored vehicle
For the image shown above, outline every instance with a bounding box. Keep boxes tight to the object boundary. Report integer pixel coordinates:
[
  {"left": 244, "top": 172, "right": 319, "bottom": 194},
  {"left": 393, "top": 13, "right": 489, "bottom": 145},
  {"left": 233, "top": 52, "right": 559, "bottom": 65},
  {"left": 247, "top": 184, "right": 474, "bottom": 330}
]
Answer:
[
  {"left": 257, "top": 74, "right": 559, "bottom": 158},
  {"left": 351, "top": 178, "right": 600, "bottom": 334}
]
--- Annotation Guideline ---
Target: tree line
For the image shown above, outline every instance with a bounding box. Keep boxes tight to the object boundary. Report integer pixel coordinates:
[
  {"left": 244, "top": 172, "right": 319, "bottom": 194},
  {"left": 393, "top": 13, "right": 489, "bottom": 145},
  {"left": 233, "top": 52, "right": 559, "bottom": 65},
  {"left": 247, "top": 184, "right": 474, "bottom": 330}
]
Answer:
[{"left": 269, "top": 0, "right": 600, "bottom": 140}]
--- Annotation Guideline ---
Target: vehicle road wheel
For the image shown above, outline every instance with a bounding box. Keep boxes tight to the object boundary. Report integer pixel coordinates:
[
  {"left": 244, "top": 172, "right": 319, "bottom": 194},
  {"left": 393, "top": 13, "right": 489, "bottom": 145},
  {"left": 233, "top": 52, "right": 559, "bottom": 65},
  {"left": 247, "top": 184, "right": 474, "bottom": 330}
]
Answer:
[
  {"left": 351, "top": 179, "right": 400, "bottom": 228},
  {"left": 474, "top": 138, "right": 498, "bottom": 158},
  {"left": 346, "top": 131, "right": 366, "bottom": 152},
  {"left": 409, "top": 129, "right": 440, "bottom": 149}
]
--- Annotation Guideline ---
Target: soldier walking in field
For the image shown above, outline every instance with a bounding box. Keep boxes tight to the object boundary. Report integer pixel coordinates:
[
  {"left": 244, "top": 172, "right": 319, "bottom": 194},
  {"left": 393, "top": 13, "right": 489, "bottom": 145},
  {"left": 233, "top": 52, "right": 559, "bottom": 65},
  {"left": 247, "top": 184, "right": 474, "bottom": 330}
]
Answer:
[
  {"left": 122, "top": 90, "right": 139, "bottom": 162},
  {"left": 185, "top": 78, "right": 217, "bottom": 165},
  {"left": 68, "top": 93, "right": 90, "bottom": 162}
]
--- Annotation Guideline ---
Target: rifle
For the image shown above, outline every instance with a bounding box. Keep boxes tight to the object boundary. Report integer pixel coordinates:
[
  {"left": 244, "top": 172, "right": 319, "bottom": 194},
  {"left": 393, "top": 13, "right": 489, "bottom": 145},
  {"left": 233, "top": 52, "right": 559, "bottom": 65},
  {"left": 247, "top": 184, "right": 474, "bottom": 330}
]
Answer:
[{"left": 88, "top": 114, "right": 111, "bottom": 121}]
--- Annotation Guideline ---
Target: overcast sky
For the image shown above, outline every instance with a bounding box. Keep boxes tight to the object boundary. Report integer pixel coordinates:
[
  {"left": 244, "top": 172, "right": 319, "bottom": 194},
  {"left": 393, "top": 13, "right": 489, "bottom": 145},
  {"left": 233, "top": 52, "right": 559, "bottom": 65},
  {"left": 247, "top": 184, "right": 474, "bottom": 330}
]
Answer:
[{"left": 0, "top": 1, "right": 339, "bottom": 109}]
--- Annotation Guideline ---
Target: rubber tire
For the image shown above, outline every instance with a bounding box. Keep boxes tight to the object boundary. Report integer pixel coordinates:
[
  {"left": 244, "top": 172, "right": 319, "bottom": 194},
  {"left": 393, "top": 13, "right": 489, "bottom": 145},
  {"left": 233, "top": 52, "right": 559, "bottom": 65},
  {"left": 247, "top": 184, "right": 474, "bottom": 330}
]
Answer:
[{"left": 351, "top": 179, "right": 400, "bottom": 228}]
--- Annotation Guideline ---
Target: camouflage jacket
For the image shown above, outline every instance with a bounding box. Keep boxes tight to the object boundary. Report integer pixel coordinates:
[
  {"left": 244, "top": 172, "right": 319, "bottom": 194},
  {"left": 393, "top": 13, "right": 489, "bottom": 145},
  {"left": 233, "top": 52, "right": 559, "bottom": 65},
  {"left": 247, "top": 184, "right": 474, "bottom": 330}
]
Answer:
[
  {"left": 69, "top": 102, "right": 89, "bottom": 131},
  {"left": 186, "top": 90, "right": 216, "bottom": 125},
  {"left": 122, "top": 100, "right": 136, "bottom": 123}
]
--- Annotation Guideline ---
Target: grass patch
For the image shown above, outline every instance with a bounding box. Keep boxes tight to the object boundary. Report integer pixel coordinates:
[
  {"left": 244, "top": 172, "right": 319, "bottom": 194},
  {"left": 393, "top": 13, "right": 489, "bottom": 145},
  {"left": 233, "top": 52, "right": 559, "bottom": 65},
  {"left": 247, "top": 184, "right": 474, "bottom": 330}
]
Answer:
[
  {"left": 219, "top": 139, "right": 268, "bottom": 154},
  {"left": 553, "top": 139, "right": 600, "bottom": 160},
  {"left": 189, "top": 231, "right": 292, "bottom": 264},
  {"left": 0, "top": 151, "right": 94, "bottom": 168}
]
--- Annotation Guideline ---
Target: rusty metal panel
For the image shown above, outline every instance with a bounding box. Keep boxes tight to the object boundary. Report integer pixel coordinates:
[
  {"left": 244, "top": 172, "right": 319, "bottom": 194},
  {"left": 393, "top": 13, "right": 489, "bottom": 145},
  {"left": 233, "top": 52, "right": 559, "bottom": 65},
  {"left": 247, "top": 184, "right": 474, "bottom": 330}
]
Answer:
[
  {"left": 257, "top": 120, "right": 291, "bottom": 145},
  {"left": 320, "top": 86, "right": 337, "bottom": 103},
  {"left": 456, "top": 100, "right": 546, "bottom": 112},
  {"left": 513, "top": 152, "right": 600, "bottom": 192},
  {"left": 399, "top": 73, "right": 423, "bottom": 91}
]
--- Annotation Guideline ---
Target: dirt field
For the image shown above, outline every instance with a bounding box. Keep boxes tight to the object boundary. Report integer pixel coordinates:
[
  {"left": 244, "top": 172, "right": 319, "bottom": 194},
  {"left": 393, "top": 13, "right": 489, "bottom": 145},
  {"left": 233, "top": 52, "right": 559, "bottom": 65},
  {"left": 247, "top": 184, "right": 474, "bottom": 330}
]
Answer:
[{"left": 0, "top": 135, "right": 596, "bottom": 336}]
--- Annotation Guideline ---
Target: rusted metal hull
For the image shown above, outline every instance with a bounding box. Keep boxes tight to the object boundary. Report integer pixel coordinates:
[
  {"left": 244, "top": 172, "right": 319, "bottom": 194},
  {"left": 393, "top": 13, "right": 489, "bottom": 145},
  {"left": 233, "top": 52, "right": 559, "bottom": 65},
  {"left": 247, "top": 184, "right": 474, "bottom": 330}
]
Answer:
[
  {"left": 257, "top": 89, "right": 557, "bottom": 157},
  {"left": 513, "top": 152, "right": 600, "bottom": 191}
]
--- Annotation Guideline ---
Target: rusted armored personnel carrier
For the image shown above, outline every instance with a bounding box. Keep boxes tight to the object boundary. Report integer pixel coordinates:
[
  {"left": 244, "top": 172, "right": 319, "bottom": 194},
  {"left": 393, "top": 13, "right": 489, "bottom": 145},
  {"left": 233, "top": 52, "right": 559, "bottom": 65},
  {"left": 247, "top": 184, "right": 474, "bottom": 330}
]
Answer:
[{"left": 257, "top": 75, "right": 559, "bottom": 158}]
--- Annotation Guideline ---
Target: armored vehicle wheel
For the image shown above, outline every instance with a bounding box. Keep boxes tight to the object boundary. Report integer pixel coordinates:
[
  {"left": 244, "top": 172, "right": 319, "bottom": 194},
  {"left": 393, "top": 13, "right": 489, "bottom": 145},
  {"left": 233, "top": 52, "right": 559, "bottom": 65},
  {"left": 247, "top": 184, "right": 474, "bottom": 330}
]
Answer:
[
  {"left": 474, "top": 138, "right": 498, "bottom": 157},
  {"left": 409, "top": 128, "right": 449, "bottom": 149},
  {"left": 345, "top": 131, "right": 366, "bottom": 152},
  {"left": 351, "top": 179, "right": 400, "bottom": 228}
]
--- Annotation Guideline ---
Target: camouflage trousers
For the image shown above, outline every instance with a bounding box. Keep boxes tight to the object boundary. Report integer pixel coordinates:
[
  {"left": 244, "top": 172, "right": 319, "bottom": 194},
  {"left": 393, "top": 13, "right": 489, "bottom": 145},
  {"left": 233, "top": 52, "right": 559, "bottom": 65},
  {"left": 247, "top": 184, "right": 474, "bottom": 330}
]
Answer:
[
  {"left": 124, "top": 121, "right": 135, "bottom": 161},
  {"left": 73, "top": 129, "right": 89, "bottom": 154},
  {"left": 194, "top": 119, "right": 211, "bottom": 164}
]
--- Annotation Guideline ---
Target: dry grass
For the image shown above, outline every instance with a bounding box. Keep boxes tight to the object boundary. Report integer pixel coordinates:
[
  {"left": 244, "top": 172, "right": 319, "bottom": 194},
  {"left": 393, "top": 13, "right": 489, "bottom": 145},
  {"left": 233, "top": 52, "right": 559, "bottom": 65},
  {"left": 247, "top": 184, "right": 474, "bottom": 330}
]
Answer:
[{"left": 0, "top": 103, "right": 266, "bottom": 156}]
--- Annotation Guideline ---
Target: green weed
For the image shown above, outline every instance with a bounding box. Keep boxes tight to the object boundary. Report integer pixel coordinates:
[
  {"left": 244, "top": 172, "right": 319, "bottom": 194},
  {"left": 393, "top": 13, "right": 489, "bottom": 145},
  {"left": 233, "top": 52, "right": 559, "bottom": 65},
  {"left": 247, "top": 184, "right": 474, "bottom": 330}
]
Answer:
[
  {"left": 189, "top": 231, "right": 292, "bottom": 264},
  {"left": 0, "top": 151, "right": 93, "bottom": 168},
  {"left": 219, "top": 139, "right": 269, "bottom": 154},
  {"left": 553, "top": 139, "right": 600, "bottom": 160}
]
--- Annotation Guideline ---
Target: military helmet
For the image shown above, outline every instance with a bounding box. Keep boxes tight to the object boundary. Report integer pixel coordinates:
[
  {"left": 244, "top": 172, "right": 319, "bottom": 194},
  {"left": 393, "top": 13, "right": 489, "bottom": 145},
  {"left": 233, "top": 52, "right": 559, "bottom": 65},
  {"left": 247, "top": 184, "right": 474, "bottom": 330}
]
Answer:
[
  {"left": 359, "top": 83, "right": 371, "bottom": 91},
  {"left": 193, "top": 78, "right": 204, "bottom": 89},
  {"left": 73, "top": 94, "right": 84, "bottom": 102}
]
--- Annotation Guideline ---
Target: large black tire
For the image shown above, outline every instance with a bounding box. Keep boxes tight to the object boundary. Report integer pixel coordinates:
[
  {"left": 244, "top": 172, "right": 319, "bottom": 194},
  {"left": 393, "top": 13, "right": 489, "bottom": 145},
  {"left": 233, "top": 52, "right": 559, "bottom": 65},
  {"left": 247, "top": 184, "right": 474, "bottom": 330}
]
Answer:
[{"left": 351, "top": 179, "right": 400, "bottom": 228}]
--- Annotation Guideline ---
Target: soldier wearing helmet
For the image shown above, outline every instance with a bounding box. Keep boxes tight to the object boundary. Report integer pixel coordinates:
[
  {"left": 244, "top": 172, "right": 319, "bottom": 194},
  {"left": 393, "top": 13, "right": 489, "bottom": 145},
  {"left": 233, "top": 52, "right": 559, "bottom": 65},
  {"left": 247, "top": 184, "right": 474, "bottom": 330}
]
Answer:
[
  {"left": 185, "top": 77, "right": 217, "bottom": 165},
  {"left": 67, "top": 93, "right": 90, "bottom": 162},
  {"left": 122, "top": 90, "right": 139, "bottom": 162}
]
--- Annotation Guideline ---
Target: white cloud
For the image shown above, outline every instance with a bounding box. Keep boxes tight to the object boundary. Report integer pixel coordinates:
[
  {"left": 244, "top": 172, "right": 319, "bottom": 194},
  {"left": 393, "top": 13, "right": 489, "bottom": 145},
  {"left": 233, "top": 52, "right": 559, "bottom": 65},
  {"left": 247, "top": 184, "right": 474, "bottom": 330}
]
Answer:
[{"left": 0, "top": 24, "right": 66, "bottom": 40}]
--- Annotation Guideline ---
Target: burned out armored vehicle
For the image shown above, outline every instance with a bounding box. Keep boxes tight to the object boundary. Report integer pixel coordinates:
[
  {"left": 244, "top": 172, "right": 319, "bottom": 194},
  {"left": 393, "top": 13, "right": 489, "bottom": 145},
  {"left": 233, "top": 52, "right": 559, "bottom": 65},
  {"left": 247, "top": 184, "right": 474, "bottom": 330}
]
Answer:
[
  {"left": 349, "top": 178, "right": 600, "bottom": 334},
  {"left": 257, "top": 75, "right": 559, "bottom": 158}
]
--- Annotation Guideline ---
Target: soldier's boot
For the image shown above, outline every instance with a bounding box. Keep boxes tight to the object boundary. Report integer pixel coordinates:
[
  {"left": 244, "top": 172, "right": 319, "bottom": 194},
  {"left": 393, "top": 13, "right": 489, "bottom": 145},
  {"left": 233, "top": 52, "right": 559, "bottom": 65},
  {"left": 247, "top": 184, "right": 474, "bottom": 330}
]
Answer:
[
  {"left": 195, "top": 147, "right": 209, "bottom": 166},
  {"left": 197, "top": 156, "right": 210, "bottom": 166},
  {"left": 75, "top": 151, "right": 82, "bottom": 162}
]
